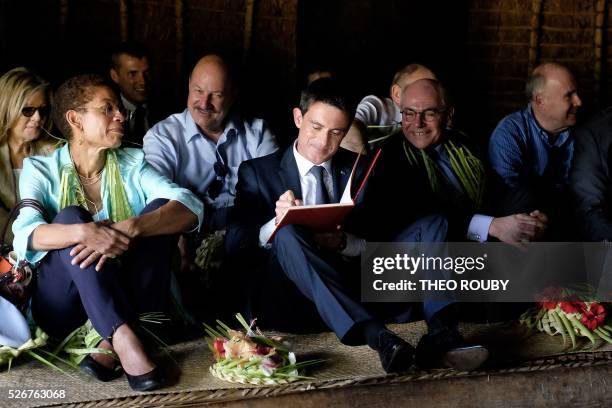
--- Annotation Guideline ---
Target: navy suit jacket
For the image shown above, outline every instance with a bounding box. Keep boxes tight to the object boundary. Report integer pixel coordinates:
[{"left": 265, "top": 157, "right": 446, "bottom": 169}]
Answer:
[
  {"left": 226, "top": 144, "right": 366, "bottom": 255},
  {"left": 570, "top": 108, "right": 612, "bottom": 240}
]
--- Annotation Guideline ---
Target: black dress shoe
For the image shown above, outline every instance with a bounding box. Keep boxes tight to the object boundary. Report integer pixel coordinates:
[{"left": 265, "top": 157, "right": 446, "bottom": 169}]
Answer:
[
  {"left": 415, "top": 327, "right": 488, "bottom": 371},
  {"left": 79, "top": 355, "right": 123, "bottom": 382},
  {"left": 376, "top": 331, "right": 416, "bottom": 373},
  {"left": 126, "top": 366, "right": 164, "bottom": 392}
]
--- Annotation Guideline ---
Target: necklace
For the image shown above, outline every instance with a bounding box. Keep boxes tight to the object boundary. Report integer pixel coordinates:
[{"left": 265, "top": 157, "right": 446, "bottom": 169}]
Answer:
[
  {"left": 77, "top": 169, "right": 103, "bottom": 185},
  {"left": 76, "top": 174, "right": 102, "bottom": 216}
]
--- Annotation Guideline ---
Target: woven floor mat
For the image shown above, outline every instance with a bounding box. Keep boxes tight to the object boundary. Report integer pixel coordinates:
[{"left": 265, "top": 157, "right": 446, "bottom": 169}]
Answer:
[{"left": 2, "top": 320, "right": 612, "bottom": 408}]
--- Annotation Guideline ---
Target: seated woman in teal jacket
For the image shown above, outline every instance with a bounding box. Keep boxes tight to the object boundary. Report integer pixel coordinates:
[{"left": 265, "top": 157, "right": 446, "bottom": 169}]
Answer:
[{"left": 12, "top": 74, "right": 203, "bottom": 392}]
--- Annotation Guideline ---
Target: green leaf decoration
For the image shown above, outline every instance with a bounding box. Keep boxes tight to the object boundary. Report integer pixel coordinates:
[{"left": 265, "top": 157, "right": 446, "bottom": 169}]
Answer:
[
  {"left": 402, "top": 138, "right": 485, "bottom": 208},
  {"left": 205, "top": 313, "right": 322, "bottom": 385},
  {"left": 519, "top": 288, "right": 612, "bottom": 350}
]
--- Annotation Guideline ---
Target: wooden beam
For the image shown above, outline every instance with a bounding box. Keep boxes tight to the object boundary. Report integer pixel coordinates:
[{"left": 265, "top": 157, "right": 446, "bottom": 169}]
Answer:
[
  {"left": 594, "top": 0, "right": 606, "bottom": 106},
  {"left": 528, "top": 0, "right": 544, "bottom": 74},
  {"left": 174, "top": 0, "right": 184, "bottom": 101},
  {"left": 244, "top": 0, "right": 256, "bottom": 58},
  {"left": 119, "top": 0, "right": 129, "bottom": 41},
  {"left": 59, "top": 0, "right": 69, "bottom": 37}
]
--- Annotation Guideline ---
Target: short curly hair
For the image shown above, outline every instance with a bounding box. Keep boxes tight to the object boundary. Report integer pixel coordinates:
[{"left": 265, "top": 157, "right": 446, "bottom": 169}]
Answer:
[{"left": 52, "top": 74, "right": 109, "bottom": 140}]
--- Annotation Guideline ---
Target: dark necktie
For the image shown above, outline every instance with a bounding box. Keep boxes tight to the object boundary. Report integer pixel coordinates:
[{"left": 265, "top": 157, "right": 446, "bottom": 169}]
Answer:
[
  {"left": 311, "top": 165, "right": 330, "bottom": 204},
  {"left": 431, "top": 148, "right": 463, "bottom": 193}
]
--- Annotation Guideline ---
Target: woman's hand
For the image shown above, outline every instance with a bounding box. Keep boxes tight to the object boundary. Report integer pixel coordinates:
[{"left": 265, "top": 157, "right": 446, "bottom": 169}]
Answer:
[
  {"left": 70, "top": 221, "right": 131, "bottom": 271},
  {"left": 111, "top": 218, "right": 138, "bottom": 239}
]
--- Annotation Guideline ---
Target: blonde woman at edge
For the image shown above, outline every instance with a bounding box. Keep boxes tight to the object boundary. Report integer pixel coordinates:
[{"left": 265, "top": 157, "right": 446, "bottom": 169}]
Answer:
[{"left": 0, "top": 67, "right": 55, "bottom": 245}]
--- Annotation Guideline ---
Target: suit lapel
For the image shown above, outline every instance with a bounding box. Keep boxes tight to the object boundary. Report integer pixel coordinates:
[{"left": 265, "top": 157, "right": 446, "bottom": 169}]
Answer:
[{"left": 279, "top": 146, "right": 303, "bottom": 200}]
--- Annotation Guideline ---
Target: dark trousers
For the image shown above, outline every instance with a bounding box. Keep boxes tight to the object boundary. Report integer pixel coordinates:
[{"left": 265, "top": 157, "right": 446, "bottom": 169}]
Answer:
[
  {"left": 391, "top": 214, "right": 454, "bottom": 323},
  {"left": 32, "top": 199, "right": 176, "bottom": 340},
  {"left": 268, "top": 214, "right": 451, "bottom": 345}
]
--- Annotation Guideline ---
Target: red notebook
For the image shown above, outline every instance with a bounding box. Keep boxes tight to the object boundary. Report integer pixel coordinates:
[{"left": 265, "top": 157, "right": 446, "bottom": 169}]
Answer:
[{"left": 267, "top": 149, "right": 381, "bottom": 243}]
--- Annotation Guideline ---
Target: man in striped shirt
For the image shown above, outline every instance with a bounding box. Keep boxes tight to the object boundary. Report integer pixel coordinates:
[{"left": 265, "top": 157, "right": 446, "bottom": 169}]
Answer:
[{"left": 488, "top": 62, "right": 582, "bottom": 240}]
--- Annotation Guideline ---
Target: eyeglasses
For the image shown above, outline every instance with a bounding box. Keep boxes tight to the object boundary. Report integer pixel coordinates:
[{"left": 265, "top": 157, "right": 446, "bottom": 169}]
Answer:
[
  {"left": 400, "top": 108, "right": 446, "bottom": 123},
  {"left": 208, "top": 153, "right": 229, "bottom": 200},
  {"left": 22, "top": 106, "right": 50, "bottom": 118},
  {"left": 75, "top": 103, "right": 126, "bottom": 118}
]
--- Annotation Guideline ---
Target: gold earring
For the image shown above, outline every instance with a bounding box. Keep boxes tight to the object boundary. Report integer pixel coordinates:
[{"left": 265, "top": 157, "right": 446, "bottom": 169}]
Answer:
[{"left": 78, "top": 137, "right": 84, "bottom": 145}]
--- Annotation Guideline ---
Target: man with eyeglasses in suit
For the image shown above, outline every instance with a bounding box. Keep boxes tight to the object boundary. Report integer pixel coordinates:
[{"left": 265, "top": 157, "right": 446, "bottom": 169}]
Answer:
[
  {"left": 369, "top": 78, "right": 548, "bottom": 247},
  {"left": 363, "top": 79, "right": 549, "bottom": 354}
]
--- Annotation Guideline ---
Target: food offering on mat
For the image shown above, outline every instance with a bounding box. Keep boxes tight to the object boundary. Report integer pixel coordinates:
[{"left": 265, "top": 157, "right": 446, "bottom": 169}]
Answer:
[
  {"left": 204, "top": 314, "right": 322, "bottom": 385},
  {"left": 520, "top": 287, "right": 612, "bottom": 349}
]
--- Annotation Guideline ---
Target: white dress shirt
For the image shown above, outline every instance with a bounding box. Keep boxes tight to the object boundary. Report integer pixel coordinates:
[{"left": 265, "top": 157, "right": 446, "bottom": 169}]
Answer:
[
  {"left": 143, "top": 109, "right": 279, "bottom": 209},
  {"left": 259, "top": 142, "right": 364, "bottom": 256}
]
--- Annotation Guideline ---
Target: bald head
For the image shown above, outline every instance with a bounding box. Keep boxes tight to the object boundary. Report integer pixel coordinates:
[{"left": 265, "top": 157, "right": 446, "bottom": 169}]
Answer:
[
  {"left": 401, "top": 78, "right": 448, "bottom": 109},
  {"left": 391, "top": 64, "right": 437, "bottom": 106},
  {"left": 527, "top": 62, "right": 582, "bottom": 134},
  {"left": 527, "top": 62, "right": 573, "bottom": 101},
  {"left": 400, "top": 79, "right": 450, "bottom": 149},
  {"left": 188, "top": 55, "right": 234, "bottom": 139},
  {"left": 190, "top": 55, "right": 230, "bottom": 83}
]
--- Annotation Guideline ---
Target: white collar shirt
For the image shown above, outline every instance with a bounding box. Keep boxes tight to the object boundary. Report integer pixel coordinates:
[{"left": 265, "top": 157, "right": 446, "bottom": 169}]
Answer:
[{"left": 292, "top": 141, "right": 333, "bottom": 205}]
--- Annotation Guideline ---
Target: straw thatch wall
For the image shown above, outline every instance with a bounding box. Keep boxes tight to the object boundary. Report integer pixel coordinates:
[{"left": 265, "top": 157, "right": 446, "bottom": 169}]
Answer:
[
  {"left": 0, "top": 0, "right": 610, "bottom": 139},
  {"left": 468, "top": 0, "right": 609, "bottom": 132},
  {"left": 0, "top": 0, "right": 298, "bottom": 136}
]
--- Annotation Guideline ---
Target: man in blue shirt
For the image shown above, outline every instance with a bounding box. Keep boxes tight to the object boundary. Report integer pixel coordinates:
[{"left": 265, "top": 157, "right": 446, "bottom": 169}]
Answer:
[
  {"left": 488, "top": 62, "right": 582, "bottom": 239},
  {"left": 143, "top": 55, "right": 279, "bottom": 230},
  {"left": 143, "top": 55, "right": 278, "bottom": 316}
]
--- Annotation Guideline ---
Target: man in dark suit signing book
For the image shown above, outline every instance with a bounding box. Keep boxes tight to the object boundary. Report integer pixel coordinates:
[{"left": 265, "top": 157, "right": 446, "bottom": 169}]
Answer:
[{"left": 226, "top": 78, "right": 488, "bottom": 373}]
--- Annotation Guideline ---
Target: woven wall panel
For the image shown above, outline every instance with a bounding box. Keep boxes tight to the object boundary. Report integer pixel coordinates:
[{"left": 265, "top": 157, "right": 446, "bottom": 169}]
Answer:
[
  {"left": 469, "top": 44, "right": 530, "bottom": 60},
  {"left": 468, "top": 0, "right": 607, "bottom": 126},
  {"left": 468, "top": 10, "right": 531, "bottom": 27},
  {"left": 132, "top": 0, "right": 176, "bottom": 43},
  {"left": 470, "top": 0, "right": 530, "bottom": 11},
  {"left": 477, "top": 62, "right": 532, "bottom": 78},
  {"left": 540, "top": 13, "right": 595, "bottom": 28},
  {"left": 183, "top": 1, "right": 245, "bottom": 59},
  {"left": 469, "top": 27, "right": 531, "bottom": 43},
  {"left": 68, "top": 0, "right": 122, "bottom": 44},
  {"left": 188, "top": 0, "right": 246, "bottom": 13},
  {"left": 540, "top": 27, "right": 596, "bottom": 45},
  {"left": 254, "top": 0, "right": 297, "bottom": 49},
  {"left": 257, "top": 0, "right": 296, "bottom": 19},
  {"left": 544, "top": 0, "right": 598, "bottom": 13}
]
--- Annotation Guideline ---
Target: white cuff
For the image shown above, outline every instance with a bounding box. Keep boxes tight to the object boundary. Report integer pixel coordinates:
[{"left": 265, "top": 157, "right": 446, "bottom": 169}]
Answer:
[
  {"left": 467, "top": 214, "right": 494, "bottom": 242},
  {"left": 258, "top": 218, "right": 276, "bottom": 248}
]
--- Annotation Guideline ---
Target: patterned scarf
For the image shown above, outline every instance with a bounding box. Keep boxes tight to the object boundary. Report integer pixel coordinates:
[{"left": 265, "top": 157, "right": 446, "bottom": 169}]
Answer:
[
  {"left": 402, "top": 138, "right": 486, "bottom": 209},
  {"left": 58, "top": 149, "right": 134, "bottom": 221}
]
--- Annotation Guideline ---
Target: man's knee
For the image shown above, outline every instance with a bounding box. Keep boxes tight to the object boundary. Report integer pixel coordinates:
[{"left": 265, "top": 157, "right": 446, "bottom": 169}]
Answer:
[
  {"left": 272, "top": 225, "right": 299, "bottom": 254},
  {"left": 395, "top": 214, "right": 448, "bottom": 242},
  {"left": 53, "top": 205, "right": 91, "bottom": 224},
  {"left": 420, "top": 214, "right": 448, "bottom": 242}
]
